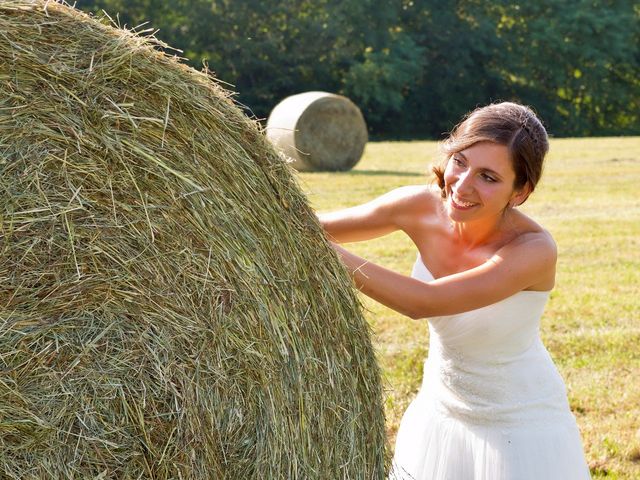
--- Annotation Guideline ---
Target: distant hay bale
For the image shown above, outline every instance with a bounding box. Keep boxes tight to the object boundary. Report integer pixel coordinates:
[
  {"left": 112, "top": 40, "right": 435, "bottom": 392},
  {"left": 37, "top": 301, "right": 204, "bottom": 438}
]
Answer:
[
  {"left": 266, "top": 91, "right": 368, "bottom": 172},
  {"left": 0, "top": 2, "right": 385, "bottom": 478}
]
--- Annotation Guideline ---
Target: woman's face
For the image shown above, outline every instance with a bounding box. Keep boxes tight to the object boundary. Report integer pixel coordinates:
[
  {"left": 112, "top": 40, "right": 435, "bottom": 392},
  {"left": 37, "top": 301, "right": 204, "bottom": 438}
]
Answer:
[{"left": 443, "top": 142, "right": 523, "bottom": 222}]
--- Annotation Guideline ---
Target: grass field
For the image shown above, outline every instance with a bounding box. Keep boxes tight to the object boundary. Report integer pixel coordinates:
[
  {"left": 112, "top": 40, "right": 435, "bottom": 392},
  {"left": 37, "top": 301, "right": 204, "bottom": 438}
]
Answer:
[{"left": 297, "top": 137, "right": 640, "bottom": 479}]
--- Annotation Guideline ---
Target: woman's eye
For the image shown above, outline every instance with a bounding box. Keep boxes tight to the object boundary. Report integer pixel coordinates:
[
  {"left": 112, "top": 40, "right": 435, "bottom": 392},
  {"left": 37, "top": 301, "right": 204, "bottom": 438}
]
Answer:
[
  {"left": 482, "top": 174, "right": 496, "bottom": 183},
  {"left": 453, "top": 157, "right": 464, "bottom": 166}
]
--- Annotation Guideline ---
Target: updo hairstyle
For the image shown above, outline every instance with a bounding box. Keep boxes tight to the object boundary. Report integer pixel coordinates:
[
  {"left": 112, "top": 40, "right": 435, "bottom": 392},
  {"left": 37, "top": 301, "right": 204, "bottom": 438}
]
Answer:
[{"left": 433, "top": 102, "right": 549, "bottom": 205}]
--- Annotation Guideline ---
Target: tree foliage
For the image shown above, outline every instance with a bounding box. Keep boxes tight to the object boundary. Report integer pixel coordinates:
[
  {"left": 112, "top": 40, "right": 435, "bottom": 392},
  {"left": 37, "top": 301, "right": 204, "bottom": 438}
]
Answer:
[{"left": 76, "top": 0, "right": 639, "bottom": 138}]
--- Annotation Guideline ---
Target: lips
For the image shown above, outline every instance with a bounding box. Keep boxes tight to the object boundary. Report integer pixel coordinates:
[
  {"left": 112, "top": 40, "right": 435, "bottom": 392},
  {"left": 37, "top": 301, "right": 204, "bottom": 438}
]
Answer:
[{"left": 450, "top": 193, "right": 477, "bottom": 209}]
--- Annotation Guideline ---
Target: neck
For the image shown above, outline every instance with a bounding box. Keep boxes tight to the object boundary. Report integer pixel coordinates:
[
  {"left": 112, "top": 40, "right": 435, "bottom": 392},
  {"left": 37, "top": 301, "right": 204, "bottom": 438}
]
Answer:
[{"left": 450, "top": 212, "right": 509, "bottom": 249}]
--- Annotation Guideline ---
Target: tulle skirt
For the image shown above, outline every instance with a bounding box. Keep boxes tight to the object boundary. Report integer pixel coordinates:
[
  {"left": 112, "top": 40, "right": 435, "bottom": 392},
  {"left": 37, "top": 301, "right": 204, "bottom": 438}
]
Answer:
[{"left": 390, "top": 393, "right": 591, "bottom": 480}]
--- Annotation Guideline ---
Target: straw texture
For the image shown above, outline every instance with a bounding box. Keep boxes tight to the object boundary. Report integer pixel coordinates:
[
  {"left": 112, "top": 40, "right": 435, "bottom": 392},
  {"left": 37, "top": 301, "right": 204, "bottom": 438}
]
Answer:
[
  {"left": 0, "top": 1, "right": 385, "bottom": 478},
  {"left": 266, "top": 92, "right": 368, "bottom": 172}
]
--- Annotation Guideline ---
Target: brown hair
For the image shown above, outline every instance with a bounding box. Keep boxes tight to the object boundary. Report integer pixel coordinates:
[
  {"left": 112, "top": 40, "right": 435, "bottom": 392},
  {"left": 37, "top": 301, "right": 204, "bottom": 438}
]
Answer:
[{"left": 433, "top": 102, "right": 549, "bottom": 204}]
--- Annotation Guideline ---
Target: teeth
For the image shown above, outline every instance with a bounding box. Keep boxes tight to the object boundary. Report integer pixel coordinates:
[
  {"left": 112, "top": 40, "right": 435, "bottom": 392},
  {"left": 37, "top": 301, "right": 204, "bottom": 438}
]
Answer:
[{"left": 453, "top": 194, "right": 475, "bottom": 208}]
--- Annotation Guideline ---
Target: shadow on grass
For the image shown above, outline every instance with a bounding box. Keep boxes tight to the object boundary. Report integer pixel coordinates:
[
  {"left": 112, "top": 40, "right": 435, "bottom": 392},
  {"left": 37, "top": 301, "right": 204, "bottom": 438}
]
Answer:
[
  {"left": 605, "top": 157, "right": 639, "bottom": 163},
  {"left": 306, "top": 170, "right": 424, "bottom": 177}
]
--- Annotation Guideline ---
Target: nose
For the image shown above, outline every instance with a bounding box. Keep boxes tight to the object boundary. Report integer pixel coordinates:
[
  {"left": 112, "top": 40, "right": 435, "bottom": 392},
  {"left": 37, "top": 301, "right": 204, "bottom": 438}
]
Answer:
[{"left": 454, "top": 170, "right": 474, "bottom": 195}]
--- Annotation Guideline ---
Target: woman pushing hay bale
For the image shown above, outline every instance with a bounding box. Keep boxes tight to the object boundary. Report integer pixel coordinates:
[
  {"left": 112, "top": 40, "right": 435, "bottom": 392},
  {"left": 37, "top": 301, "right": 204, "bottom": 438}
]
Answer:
[
  {"left": 266, "top": 91, "right": 368, "bottom": 172},
  {"left": 0, "top": 1, "right": 385, "bottom": 478}
]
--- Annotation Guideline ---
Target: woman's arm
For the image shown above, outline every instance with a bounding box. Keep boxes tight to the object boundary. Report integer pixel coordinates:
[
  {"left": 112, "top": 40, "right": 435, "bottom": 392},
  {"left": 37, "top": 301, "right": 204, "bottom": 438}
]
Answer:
[
  {"left": 332, "top": 232, "right": 556, "bottom": 319},
  {"left": 318, "top": 185, "right": 434, "bottom": 243}
]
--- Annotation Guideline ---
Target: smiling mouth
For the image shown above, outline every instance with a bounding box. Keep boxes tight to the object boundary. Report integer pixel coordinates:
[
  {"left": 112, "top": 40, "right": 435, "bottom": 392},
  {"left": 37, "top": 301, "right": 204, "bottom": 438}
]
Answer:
[{"left": 450, "top": 194, "right": 477, "bottom": 210}]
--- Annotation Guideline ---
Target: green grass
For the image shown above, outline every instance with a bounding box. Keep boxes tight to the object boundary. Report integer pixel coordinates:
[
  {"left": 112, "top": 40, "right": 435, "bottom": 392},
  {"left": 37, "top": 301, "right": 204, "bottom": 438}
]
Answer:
[{"left": 297, "top": 137, "right": 640, "bottom": 479}]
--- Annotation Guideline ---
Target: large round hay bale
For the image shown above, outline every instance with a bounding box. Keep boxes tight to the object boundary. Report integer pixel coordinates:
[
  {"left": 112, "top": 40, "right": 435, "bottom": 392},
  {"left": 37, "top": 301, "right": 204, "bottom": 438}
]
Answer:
[
  {"left": 266, "top": 91, "right": 368, "bottom": 172},
  {"left": 0, "top": 2, "right": 385, "bottom": 478}
]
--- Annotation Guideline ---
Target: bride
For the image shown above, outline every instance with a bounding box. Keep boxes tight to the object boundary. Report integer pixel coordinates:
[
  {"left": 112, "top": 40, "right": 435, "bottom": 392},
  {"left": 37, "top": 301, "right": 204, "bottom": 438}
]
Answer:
[{"left": 319, "top": 102, "right": 591, "bottom": 479}]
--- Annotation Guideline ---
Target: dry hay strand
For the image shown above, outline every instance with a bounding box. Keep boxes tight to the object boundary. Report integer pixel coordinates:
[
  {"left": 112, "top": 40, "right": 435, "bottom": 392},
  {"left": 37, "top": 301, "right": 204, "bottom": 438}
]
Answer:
[
  {"left": 0, "top": 1, "right": 386, "bottom": 478},
  {"left": 266, "top": 91, "right": 368, "bottom": 172}
]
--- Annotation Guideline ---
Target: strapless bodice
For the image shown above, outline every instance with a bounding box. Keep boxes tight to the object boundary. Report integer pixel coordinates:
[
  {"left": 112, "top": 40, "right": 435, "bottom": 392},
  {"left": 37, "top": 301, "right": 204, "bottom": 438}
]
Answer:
[
  {"left": 412, "top": 256, "right": 550, "bottom": 358},
  {"left": 412, "top": 256, "right": 569, "bottom": 426}
]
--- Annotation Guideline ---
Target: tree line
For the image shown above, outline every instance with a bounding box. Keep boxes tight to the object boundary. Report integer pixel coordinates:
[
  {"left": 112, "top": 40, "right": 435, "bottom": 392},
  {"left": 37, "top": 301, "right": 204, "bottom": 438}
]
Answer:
[{"left": 76, "top": 0, "right": 639, "bottom": 139}]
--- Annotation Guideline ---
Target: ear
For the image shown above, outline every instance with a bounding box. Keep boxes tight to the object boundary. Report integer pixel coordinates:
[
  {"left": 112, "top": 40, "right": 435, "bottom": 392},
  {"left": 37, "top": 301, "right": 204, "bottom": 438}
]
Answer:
[{"left": 511, "top": 182, "right": 532, "bottom": 207}]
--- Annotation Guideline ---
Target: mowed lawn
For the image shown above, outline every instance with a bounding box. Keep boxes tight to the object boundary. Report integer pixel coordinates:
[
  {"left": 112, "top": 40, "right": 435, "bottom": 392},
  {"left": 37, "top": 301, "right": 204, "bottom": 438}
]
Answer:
[{"left": 298, "top": 137, "right": 640, "bottom": 479}]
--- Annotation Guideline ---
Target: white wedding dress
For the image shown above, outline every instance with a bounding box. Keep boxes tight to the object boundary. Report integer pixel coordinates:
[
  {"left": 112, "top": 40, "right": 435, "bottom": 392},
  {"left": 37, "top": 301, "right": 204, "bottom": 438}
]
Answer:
[{"left": 390, "top": 256, "right": 591, "bottom": 480}]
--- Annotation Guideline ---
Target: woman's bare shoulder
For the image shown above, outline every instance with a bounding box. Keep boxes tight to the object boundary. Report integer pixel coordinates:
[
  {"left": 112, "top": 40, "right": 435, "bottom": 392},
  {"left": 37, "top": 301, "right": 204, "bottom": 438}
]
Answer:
[
  {"left": 508, "top": 228, "right": 556, "bottom": 260},
  {"left": 509, "top": 211, "right": 556, "bottom": 252},
  {"left": 384, "top": 184, "right": 441, "bottom": 214},
  {"left": 497, "top": 213, "right": 557, "bottom": 289}
]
